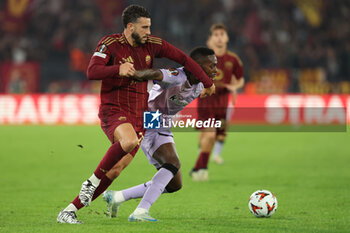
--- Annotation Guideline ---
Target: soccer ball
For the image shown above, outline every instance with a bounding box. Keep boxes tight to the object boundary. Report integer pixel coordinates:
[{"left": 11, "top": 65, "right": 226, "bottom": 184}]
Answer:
[{"left": 248, "top": 190, "right": 277, "bottom": 217}]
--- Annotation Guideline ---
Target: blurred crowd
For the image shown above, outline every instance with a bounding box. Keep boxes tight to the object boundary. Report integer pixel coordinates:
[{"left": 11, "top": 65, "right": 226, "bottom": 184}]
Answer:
[{"left": 0, "top": 0, "right": 349, "bottom": 93}]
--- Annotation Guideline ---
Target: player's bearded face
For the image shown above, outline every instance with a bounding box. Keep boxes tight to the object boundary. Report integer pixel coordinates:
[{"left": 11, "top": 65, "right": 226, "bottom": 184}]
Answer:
[
  {"left": 132, "top": 17, "right": 151, "bottom": 45},
  {"left": 132, "top": 31, "right": 144, "bottom": 45}
]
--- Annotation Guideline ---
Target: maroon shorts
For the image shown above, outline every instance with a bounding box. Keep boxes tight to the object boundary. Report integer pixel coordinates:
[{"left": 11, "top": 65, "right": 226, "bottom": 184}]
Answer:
[
  {"left": 100, "top": 111, "right": 145, "bottom": 157},
  {"left": 197, "top": 94, "right": 229, "bottom": 137},
  {"left": 197, "top": 108, "right": 227, "bottom": 137}
]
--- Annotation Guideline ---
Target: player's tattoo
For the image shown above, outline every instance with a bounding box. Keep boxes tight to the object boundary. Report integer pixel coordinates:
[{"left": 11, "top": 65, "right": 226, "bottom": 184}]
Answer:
[{"left": 133, "top": 69, "right": 163, "bottom": 81}]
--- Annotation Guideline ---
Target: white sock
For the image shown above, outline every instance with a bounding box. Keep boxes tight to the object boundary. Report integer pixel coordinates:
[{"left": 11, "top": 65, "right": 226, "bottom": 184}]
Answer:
[
  {"left": 113, "top": 191, "right": 126, "bottom": 203},
  {"left": 133, "top": 207, "right": 148, "bottom": 214},
  {"left": 213, "top": 141, "right": 224, "bottom": 157},
  {"left": 64, "top": 203, "right": 78, "bottom": 212},
  {"left": 89, "top": 173, "right": 101, "bottom": 187}
]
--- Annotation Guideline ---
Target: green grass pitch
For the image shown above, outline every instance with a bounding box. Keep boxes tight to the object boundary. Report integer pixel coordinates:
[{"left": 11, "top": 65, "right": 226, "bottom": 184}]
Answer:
[{"left": 0, "top": 125, "right": 349, "bottom": 233}]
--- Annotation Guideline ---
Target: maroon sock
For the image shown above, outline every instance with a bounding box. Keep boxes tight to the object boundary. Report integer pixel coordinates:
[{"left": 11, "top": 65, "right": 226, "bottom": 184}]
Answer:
[
  {"left": 92, "top": 175, "right": 113, "bottom": 201},
  {"left": 71, "top": 142, "right": 126, "bottom": 210},
  {"left": 94, "top": 141, "right": 127, "bottom": 179},
  {"left": 72, "top": 196, "right": 84, "bottom": 210},
  {"left": 71, "top": 175, "right": 113, "bottom": 210},
  {"left": 194, "top": 152, "right": 210, "bottom": 170}
]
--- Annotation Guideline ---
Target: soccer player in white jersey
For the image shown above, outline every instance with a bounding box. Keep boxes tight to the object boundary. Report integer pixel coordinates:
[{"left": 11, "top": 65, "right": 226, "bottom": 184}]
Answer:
[{"left": 102, "top": 47, "right": 217, "bottom": 222}]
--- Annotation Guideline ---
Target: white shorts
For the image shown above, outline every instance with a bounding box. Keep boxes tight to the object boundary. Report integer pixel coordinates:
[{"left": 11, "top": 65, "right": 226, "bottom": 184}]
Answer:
[{"left": 140, "top": 128, "right": 176, "bottom": 169}]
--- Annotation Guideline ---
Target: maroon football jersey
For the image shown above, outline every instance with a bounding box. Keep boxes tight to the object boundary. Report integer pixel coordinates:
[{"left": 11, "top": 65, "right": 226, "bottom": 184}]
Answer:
[
  {"left": 87, "top": 33, "right": 213, "bottom": 127},
  {"left": 198, "top": 50, "right": 243, "bottom": 109}
]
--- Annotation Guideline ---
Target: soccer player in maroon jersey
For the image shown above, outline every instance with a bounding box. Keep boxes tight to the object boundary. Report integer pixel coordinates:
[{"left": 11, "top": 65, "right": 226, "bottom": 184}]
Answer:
[
  {"left": 102, "top": 47, "right": 217, "bottom": 222},
  {"left": 57, "top": 5, "right": 215, "bottom": 224},
  {"left": 191, "top": 24, "right": 244, "bottom": 181}
]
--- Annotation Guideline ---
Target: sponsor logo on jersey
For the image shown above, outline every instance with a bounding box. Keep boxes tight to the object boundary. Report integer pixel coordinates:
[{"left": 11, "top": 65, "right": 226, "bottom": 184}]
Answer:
[
  {"left": 169, "top": 95, "right": 187, "bottom": 106},
  {"left": 122, "top": 56, "right": 134, "bottom": 64},
  {"left": 93, "top": 52, "right": 107, "bottom": 58},
  {"left": 215, "top": 68, "right": 224, "bottom": 81}
]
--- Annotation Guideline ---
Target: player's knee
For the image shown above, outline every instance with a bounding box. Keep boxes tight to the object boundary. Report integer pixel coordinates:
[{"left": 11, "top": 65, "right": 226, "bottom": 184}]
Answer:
[
  {"left": 165, "top": 182, "right": 182, "bottom": 193},
  {"left": 167, "top": 156, "right": 181, "bottom": 170},
  {"left": 205, "top": 132, "right": 216, "bottom": 142},
  {"left": 121, "top": 138, "right": 138, "bottom": 152},
  {"left": 217, "top": 134, "right": 226, "bottom": 142},
  {"left": 162, "top": 163, "right": 179, "bottom": 176},
  {"left": 174, "top": 160, "right": 181, "bottom": 170}
]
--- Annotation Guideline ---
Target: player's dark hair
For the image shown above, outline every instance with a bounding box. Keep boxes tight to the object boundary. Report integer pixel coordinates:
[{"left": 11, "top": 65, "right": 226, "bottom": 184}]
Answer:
[
  {"left": 209, "top": 23, "right": 227, "bottom": 35},
  {"left": 122, "top": 5, "right": 151, "bottom": 28},
  {"left": 190, "top": 47, "right": 215, "bottom": 62}
]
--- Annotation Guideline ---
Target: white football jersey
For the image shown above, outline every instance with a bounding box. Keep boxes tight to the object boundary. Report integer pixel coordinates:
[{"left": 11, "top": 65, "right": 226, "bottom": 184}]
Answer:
[{"left": 148, "top": 67, "right": 203, "bottom": 116}]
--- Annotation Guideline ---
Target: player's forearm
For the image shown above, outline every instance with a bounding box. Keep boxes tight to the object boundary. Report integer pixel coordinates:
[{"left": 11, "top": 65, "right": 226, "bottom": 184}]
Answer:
[
  {"left": 133, "top": 69, "right": 163, "bottom": 81},
  {"left": 163, "top": 42, "right": 213, "bottom": 88},
  {"left": 87, "top": 58, "right": 120, "bottom": 80},
  {"left": 229, "top": 78, "right": 244, "bottom": 90}
]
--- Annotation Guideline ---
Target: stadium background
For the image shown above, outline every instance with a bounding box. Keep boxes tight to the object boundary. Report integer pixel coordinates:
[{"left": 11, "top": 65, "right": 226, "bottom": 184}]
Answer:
[
  {"left": 1, "top": 0, "right": 350, "bottom": 94},
  {"left": 0, "top": 1, "right": 349, "bottom": 232},
  {"left": 0, "top": 0, "right": 349, "bottom": 125}
]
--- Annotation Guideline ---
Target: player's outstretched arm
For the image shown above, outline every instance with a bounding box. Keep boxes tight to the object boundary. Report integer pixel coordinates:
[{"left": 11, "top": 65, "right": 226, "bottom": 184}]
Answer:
[
  {"left": 225, "top": 76, "right": 245, "bottom": 92},
  {"left": 155, "top": 40, "right": 214, "bottom": 90},
  {"left": 133, "top": 69, "right": 163, "bottom": 81}
]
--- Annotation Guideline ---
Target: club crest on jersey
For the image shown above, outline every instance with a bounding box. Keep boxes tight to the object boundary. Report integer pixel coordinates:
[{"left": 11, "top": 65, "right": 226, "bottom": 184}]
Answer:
[
  {"left": 166, "top": 68, "right": 179, "bottom": 77},
  {"left": 225, "top": 61, "right": 233, "bottom": 69},
  {"left": 145, "top": 55, "right": 151, "bottom": 65}
]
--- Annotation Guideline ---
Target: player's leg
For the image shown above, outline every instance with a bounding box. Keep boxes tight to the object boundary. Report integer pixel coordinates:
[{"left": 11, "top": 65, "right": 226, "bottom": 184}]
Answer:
[
  {"left": 212, "top": 134, "right": 226, "bottom": 164},
  {"left": 129, "top": 142, "right": 180, "bottom": 222},
  {"left": 58, "top": 123, "right": 138, "bottom": 224},
  {"left": 212, "top": 118, "right": 227, "bottom": 164},
  {"left": 191, "top": 128, "right": 216, "bottom": 181},
  {"left": 78, "top": 123, "right": 138, "bottom": 206}
]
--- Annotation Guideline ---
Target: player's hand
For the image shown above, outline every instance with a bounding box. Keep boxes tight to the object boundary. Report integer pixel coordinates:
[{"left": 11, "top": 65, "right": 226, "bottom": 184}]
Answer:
[
  {"left": 119, "top": 62, "right": 135, "bottom": 77},
  {"left": 225, "top": 84, "right": 236, "bottom": 92},
  {"left": 200, "top": 84, "right": 215, "bottom": 98}
]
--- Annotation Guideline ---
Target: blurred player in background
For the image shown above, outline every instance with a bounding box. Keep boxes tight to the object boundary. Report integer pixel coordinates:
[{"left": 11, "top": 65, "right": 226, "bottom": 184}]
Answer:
[
  {"left": 57, "top": 5, "right": 215, "bottom": 224},
  {"left": 103, "top": 47, "right": 217, "bottom": 222},
  {"left": 191, "top": 24, "right": 244, "bottom": 181}
]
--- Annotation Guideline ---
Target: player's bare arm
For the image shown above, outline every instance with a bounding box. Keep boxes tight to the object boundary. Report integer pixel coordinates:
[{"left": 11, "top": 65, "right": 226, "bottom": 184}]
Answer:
[
  {"left": 224, "top": 76, "right": 244, "bottom": 92},
  {"left": 132, "top": 69, "right": 163, "bottom": 81},
  {"left": 225, "top": 76, "right": 244, "bottom": 105}
]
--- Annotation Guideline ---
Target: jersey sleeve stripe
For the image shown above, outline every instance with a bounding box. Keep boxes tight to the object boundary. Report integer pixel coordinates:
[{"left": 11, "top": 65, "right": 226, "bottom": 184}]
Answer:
[
  {"left": 148, "top": 35, "right": 162, "bottom": 39},
  {"left": 101, "top": 37, "right": 114, "bottom": 44},
  {"left": 148, "top": 37, "right": 162, "bottom": 42},
  {"left": 105, "top": 39, "right": 118, "bottom": 46},
  {"left": 148, "top": 41, "right": 162, "bottom": 45},
  {"left": 148, "top": 38, "right": 162, "bottom": 45},
  {"left": 117, "top": 38, "right": 126, "bottom": 44}
]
